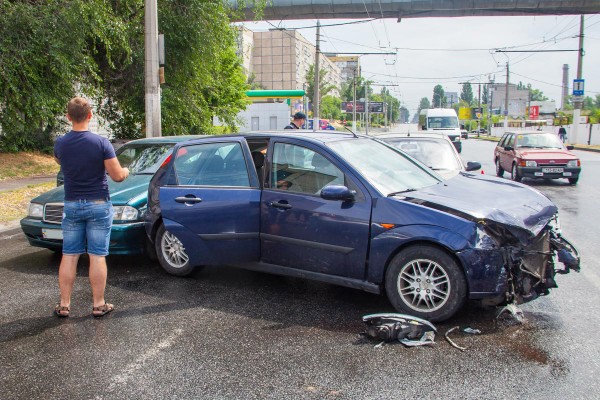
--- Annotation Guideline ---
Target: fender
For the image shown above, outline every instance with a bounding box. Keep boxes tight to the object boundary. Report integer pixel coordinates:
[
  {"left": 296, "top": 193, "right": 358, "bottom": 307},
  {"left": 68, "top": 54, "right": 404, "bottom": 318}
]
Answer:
[
  {"left": 161, "top": 218, "right": 220, "bottom": 266},
  {"left": 367, "top": 224, "right": 473, "bottom": 284}
]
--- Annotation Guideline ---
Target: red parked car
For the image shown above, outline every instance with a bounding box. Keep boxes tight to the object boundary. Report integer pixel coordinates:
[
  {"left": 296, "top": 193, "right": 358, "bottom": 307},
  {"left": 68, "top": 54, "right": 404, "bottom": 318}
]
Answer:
[{"left": 494, "top": 131, "right": 581, "bottom": 184}]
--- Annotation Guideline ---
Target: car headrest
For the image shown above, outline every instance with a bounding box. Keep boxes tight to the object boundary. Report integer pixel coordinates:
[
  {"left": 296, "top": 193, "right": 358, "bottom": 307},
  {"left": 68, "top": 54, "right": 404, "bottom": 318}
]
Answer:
[{"left": 251, "top": 151, "right": 265, "bottom": 169}]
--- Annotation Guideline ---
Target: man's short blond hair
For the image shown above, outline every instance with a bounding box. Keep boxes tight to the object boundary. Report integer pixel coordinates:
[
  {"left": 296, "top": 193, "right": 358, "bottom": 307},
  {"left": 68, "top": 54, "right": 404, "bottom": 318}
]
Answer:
[{"left": 67, "top": 97, "right": 92, "bottom": 123}]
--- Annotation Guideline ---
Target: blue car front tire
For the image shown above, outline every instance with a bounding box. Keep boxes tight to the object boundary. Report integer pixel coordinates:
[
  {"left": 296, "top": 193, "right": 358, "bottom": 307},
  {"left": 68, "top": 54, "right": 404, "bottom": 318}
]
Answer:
[{"left": 385, "top": 245, "right": 467, "bottom": 322}]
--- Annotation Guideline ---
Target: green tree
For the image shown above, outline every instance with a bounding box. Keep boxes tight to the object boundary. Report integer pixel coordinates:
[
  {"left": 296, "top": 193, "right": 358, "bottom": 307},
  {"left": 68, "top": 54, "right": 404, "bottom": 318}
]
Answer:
[
  {"left": 399, "top": 106, "right": 410, "bottom": 123},
  {"left": 340, "top": 75, "right": 371, "bottom": 103},
  {"left": 417, "top": 97, "right": 431, "bottom": 113},
  {"left": 0, "top": 1, "right": 262, "bottom": 151},
  {"left": 460, "top": 83, "right": 474, "bottom": 105},
  {"left": 305, "top": 64, "right": 337, "bottom": 107},
  {"left": 320, "top": 95, "right": 342, "bottom": 121},
  {"left": 432, "top": 85, "right": 446, "bottom": 108}
]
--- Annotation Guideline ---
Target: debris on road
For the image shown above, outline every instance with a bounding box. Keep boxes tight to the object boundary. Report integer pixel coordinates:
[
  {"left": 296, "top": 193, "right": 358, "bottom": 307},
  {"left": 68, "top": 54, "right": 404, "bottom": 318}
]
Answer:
[
  {"left": 496, "top": 303, "right": 525, "bottom": 323},
  {"left": 444, "top": 326, "right": 467, "bottom": 352},
  {"left": 362, "top": 313, "right": 437, "bottom": 348},
  {"left": 463, "top": 327, "right": 482, "bottom": 334}
]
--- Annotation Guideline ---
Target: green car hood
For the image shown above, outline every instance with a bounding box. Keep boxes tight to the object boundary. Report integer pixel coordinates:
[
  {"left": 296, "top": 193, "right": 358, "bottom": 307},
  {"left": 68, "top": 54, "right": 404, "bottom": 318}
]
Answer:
[{"left": 31, "top": 174, "right": 152, "bottom": 207}]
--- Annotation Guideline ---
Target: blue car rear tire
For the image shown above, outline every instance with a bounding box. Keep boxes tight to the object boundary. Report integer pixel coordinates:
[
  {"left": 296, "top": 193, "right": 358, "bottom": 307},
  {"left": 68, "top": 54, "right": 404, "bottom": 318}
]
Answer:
[{"left": 156, "top": 224, "right": 195, "bottom": 276}]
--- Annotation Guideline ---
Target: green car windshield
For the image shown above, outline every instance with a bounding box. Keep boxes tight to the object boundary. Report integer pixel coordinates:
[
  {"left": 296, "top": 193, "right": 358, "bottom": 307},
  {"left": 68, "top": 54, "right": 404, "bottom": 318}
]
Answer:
[
  {"left": 116, "top": 143, "right": 174, "bottom": 174},
  {"left": 326, "top": 138, "right": 440, "bottom": 196}
]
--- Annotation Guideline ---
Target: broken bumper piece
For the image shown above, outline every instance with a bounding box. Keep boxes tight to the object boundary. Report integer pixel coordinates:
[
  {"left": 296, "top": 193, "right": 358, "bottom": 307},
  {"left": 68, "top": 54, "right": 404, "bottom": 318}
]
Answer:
[{"left": 362, "top": 313, "right": 437, "bottom": 347}]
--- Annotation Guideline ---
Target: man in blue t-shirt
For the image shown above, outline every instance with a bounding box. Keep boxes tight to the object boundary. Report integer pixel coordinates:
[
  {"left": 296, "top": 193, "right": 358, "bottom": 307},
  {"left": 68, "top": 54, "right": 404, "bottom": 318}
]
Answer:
[{"left": 53, "top": 97, "right": 129, "bottom": 318}]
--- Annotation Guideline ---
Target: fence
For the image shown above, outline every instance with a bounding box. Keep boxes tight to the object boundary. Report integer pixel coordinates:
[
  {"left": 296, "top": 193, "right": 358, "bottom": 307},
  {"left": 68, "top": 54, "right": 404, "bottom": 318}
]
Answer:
[{"left": 489, "top": 124, "right": 600, "bottom": 145}]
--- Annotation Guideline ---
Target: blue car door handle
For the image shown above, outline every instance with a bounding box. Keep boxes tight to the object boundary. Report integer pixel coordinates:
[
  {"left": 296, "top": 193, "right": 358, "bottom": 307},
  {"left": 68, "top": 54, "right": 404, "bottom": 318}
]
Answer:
[
  {"left": 175, "top": 196, "right": 202, "bottom": 204},
  {"left": 270, "top": 201, "right": 292, "bottom": 210}
]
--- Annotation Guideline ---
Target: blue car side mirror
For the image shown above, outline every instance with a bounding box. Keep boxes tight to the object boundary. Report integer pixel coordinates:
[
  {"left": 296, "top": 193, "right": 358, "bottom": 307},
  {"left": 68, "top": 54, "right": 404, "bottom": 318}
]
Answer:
[
  {"left": 320, "top": 185, "right": 356, "bottom": 202},
  {"left": 465, "top": 161, "right": 481, "bottom": 172}
]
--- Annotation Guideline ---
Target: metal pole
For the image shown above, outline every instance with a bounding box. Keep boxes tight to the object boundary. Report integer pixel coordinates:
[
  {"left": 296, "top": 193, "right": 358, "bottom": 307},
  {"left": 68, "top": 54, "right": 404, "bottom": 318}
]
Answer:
[
  {"left": 313, "top": 20, "right": 321, "bottom": 132},
  {"left": 477, "top": 83, "right": 481, "bottom": 134},
  {"left": 365, "top": 81, "right": 369, "bottom": 135},
  {"left": 383, "top": 86, "right": 388, "bottom": 131},
  {"left": 504, "top": 62, "right": 509, "bottom": 129},
  {"left": 572, "top": 15, "right": 585, "bottom": 143},
  {"left": 144, "top": 0, "right": 161, "bottom": 137},
  {"left": 352, "top": 70, "right": 357, "bottom": 132}
]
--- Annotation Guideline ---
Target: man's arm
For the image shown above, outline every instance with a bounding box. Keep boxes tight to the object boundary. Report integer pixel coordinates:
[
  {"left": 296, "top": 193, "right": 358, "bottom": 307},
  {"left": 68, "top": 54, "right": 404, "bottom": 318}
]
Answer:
[{"left": 104, "top": 157, "right": 129, "bottom": 182}]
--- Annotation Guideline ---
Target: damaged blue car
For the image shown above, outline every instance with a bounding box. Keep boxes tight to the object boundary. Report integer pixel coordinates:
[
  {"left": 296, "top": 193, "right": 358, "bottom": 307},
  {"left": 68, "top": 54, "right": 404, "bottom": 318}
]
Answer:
[{"left": 145, "top": 132, "right": 580, "bottom": 321}]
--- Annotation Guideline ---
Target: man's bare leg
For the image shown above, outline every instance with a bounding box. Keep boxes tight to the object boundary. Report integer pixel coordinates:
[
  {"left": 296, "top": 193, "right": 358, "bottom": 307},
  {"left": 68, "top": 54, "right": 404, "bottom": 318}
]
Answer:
[
  {"left": 89, "top": 254, "right": 108, "bottom": 308},
  {"left": 58, "top": 254, "right": 80, "bottom": 309}
]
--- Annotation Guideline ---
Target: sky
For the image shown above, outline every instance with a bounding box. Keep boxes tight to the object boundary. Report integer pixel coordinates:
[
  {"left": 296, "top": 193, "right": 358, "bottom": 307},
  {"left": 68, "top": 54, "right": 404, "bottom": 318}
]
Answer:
[{"left": 239, "top": 14, "right": 600, "bottom": 118}]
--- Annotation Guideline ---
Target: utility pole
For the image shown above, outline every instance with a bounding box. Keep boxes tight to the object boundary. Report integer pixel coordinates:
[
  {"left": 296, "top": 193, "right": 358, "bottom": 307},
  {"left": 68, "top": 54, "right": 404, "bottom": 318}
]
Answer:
[
  {"left": 384, "top": 89, "right": 388, "bottom": 131},
  {"left": 477, "top": 83, "right": 481, "bottom": 133},
  {"left": 144, "top": 0, "right": 161, "bottom": 137},
  {"left": 365, "top": 81, "right": 369, "bottom": 135},
  {"left": 313, "top": 20, "right": 321, "bottom": 132},
  {"left": 353, "top": 69, "right": 357, "bottom": 132},
  {"left": 572, "top": 15, "right": 585, "bottom": 144},
  {"left": 488, "top": 75, "right": 494, "bottom": 136},
  {"left": 504, "top": 62, "right": 509, "bottom": 129}
]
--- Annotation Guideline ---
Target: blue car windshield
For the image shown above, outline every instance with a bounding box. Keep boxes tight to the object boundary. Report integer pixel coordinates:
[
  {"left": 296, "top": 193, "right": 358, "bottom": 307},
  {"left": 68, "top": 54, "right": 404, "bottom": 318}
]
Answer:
[
  {"left": 326, "top": 138, "right": 440, "bottom": 195},
  {"left": 116, "top": 143, "right": 174, "bottom": 174}
]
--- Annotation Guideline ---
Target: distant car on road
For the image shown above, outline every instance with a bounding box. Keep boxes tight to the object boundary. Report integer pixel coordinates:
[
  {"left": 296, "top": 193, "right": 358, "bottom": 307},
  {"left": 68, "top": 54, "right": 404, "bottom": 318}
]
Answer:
[
  {"left": 21, "top": 136, "right": 200, "bottom": 256},
  {"left": 494, "top": 131, "right": 581, "bottom": 184},
  {"left": 144, "top": 131, "right": 578, "bottom": 321},
  {"left": 461, "top": 129, "right": 469, "bottom": 139},
  {"left": 378, "top": 132, "right": 480, "bottom": 179}
]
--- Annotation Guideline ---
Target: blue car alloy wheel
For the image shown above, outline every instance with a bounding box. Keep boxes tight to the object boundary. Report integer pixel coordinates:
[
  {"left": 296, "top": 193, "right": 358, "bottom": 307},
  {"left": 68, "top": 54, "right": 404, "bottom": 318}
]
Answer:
[{"left": 385, "top": 245, "right": 467, "bottom": 321}]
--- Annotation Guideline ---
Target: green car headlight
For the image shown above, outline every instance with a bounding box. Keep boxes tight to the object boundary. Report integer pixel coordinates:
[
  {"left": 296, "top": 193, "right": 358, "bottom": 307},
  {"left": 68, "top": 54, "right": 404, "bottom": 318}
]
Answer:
[
  {"left": 28, "top": 203, "right": 44, "bottom": 218},
  {"left": 113, "top": 206, "right": 139, "bottom": 221}
]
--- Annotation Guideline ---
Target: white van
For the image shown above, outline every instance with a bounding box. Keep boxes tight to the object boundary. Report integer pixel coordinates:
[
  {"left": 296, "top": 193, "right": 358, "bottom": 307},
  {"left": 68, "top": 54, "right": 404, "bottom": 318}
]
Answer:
[{"left": 418, "top": 108, "right": 462, "bottom": 153}]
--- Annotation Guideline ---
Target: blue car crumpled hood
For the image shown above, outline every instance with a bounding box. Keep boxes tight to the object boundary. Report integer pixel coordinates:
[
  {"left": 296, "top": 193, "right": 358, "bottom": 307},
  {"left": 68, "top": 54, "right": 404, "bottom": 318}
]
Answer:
[{"left": 396, "top": 172, "right": 557, "bottom": 241}]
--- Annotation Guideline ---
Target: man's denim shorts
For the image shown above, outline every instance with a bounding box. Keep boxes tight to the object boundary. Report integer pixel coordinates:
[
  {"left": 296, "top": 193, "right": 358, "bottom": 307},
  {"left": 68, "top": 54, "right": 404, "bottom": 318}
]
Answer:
[{"left": 62, "top": 200, "right": 113, "bottom": 256}]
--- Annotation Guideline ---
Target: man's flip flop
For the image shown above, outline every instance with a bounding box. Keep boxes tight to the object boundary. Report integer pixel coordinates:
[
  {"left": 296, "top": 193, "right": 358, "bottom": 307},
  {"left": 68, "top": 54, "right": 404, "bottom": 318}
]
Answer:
[
  {"left": 92, "top": 303, "right": 114, "bottom": 317},
  {"left": 54, "top": 304, "right": 70, "bottom": 318}
]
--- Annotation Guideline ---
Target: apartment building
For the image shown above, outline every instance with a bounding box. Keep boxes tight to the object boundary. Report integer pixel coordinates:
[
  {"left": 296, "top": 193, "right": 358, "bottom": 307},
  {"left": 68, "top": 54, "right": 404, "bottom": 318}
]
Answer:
[{"left": 236, "top": 27, "right": 342, "bottom": 96}]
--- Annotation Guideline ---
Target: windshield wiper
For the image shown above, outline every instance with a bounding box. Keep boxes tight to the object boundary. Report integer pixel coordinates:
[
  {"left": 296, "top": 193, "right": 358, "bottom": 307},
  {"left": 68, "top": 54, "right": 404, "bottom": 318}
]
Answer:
[{"left": 388, "top": 189, "right": 417, "bottom": 197}]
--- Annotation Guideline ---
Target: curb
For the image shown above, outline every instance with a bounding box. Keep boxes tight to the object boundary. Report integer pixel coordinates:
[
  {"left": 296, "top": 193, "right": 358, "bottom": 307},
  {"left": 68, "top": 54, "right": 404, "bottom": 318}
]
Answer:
[{"left": 0, "top": 220, "right": 21, "bottom": 234}]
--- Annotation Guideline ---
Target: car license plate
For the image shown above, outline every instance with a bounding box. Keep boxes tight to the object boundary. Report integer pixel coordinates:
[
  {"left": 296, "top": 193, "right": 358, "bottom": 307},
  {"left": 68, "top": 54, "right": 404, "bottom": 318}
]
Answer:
[
  {"left": 42, "top": 229, "right": 63, "bottom": 240},
  {"left": 542, "top": 167, "right": 564, "bottom": 173}
]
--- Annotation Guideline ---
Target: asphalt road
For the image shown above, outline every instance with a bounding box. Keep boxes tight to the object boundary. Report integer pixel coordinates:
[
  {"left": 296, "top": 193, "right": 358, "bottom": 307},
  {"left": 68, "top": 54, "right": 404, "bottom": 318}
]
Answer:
[{"left": 1, "top": 139, "right": 599, "bottom": 399}]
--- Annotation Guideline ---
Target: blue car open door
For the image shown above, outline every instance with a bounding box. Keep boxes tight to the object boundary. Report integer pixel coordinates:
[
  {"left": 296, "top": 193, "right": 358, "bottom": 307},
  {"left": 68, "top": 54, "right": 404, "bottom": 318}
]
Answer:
[{"left": 158, "top": 137, "right": 261, "bottom": 266}]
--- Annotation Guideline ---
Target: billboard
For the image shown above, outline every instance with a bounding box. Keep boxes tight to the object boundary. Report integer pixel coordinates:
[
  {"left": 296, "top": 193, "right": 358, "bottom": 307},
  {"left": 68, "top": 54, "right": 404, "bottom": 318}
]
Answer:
[
  {"left": 341, "top": 101, "right": 384, "bottom": 113},
  {"left": 528, "top": 105, "right": 540, "bottom": 120}
]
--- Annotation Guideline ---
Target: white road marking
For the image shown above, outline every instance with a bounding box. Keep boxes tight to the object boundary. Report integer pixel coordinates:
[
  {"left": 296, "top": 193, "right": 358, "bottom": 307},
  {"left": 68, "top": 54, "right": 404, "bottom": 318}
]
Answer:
[{"left": 107, "top": 328, "right": 184, "bottom": 391}]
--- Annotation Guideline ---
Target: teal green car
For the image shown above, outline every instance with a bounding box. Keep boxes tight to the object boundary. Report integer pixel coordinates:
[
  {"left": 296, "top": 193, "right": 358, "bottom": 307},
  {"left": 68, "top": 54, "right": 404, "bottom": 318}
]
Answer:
[{"left": 20, "top": 136, "right": 199, "bottom": 256}]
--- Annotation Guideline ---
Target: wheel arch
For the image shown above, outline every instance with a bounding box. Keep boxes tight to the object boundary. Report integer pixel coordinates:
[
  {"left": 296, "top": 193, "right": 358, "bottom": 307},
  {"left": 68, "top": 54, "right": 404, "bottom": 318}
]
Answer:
[{"left": 381, "top": 239, "right": 470, "bottom": 296}]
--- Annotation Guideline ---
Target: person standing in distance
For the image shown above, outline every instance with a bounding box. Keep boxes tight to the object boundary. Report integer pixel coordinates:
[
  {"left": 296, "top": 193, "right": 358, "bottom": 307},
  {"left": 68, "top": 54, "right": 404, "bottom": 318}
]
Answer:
[
  {"left": 558, "top": 125, "right": 567, "bottom": 143},
  {"left": 284, "top": 112, "right": 306, "bottom": 129},
  {"left": 53, "top": 97, "right": 129, "bottom": 318}
]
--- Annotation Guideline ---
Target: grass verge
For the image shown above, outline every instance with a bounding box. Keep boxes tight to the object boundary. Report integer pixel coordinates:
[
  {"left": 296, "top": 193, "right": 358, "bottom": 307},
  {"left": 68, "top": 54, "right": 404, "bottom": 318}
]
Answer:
[
  {"left": 0, "top": 152, "right": 59, "bottom": 181},
  {"left": 0, "top": 182, "right": 56, "bottom": 223}
]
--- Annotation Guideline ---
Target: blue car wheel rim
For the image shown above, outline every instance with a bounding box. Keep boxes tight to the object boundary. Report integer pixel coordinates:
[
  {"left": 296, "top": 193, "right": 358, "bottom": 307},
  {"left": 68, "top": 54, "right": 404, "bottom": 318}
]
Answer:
[
  {"left": 397, "top": 259, "right": 450, "bottom": 312},
  {"left": 160, "top": 230, "right": 189, "bottom": 269}
]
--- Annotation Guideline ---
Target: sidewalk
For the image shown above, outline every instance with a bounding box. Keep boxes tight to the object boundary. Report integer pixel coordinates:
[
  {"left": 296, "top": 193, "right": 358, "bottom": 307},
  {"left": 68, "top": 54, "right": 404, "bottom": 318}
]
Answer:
[
  {"left": 0, "top": 175, "right": 55, "bottom": 193},
  {"left": 0, "top": 175, "right": 55, "bottom": 233}
]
